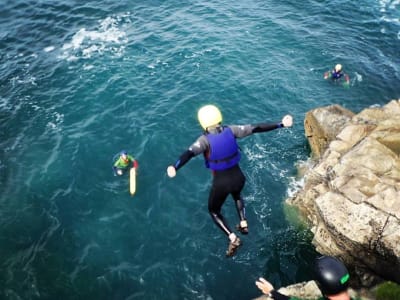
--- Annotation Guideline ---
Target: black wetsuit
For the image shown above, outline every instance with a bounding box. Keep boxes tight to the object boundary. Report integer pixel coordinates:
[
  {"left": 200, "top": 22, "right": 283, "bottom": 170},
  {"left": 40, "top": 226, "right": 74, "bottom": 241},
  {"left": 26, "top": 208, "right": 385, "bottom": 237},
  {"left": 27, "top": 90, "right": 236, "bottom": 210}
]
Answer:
[
  {"left": 171, "top": 121, "right": 283, "bottom": 238},
  {"left": 208, "top": 165, "right": 246, "bottom": 235}
]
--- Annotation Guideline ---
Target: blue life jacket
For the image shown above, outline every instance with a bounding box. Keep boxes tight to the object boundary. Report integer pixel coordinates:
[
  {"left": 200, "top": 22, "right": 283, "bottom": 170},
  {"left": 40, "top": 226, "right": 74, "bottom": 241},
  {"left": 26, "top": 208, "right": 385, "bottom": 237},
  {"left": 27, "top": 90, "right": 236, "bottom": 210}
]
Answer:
[
  {"left": 204, "top": 127, "right": 241, "bottom": 171},
  {"left": 332, "top": 70, "right": 343, "bottom": 80}
]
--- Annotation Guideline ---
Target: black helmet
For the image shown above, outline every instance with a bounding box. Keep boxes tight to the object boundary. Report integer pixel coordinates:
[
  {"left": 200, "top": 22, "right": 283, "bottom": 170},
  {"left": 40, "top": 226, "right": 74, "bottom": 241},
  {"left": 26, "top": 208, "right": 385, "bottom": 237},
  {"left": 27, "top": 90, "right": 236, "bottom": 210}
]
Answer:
[{"left": 314, "top": 256, "right": 350, "bottom": 296}]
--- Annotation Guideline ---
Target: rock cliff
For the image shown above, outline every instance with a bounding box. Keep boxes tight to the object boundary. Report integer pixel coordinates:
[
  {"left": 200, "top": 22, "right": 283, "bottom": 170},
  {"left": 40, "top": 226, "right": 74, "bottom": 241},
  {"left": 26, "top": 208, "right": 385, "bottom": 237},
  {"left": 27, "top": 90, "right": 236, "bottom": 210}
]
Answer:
[
  {"left": 254, "top": 100, "right": 400, "bottom": 300},
  {"left": 287, "top": 100, "right": 400, "bottom": 286}
]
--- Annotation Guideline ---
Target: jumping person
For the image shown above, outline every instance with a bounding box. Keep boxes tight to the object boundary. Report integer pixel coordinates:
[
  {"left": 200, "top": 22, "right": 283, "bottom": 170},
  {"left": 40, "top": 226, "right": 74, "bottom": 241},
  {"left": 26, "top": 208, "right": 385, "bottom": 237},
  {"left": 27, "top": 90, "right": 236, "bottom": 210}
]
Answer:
[
  {"left": 256, "top": 256, "right": 356, "bottom": 300},
  {"left": 113, "top": 150, "right": 138, "bottom": 176},
  {"left": 166, "top": 104, "right": 293, "bottom": 257}
]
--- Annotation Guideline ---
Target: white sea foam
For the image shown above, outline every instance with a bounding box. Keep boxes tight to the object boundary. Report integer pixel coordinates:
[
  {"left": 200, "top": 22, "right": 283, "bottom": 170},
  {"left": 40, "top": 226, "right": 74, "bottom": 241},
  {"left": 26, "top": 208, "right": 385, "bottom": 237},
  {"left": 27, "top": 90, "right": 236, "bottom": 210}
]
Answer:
[
  {"left": 59, "top": 14, "right": 129, "bottom": 61},
  {"left": 378, "top": 0, "right": 400, "bottom": 23},
  {"left": 286, "top": 159, "right": 314, "bottom": 198},
  {"left": 44, "top": 46, "right": 55, "bottom": 52},
  {"left": 46, "top": 112, "right": 64, "bottom": 131},
  {"left": 10, "top": 75, "right": 37, "bottom": 86},
  {"left": 83, "top": 64, "right": 94, "bottom": 70},
  {"left": 379, "top": 0, "right": 400, "bottom": 10},
  {"left": 287, "top": 176, "right": 305, "bottom": 198},
  {"left": 0, "top": 96, "right": 11, "bottom": 110},
  {"left": 354, "top": 72, "right": 363, "bottom": 82}
]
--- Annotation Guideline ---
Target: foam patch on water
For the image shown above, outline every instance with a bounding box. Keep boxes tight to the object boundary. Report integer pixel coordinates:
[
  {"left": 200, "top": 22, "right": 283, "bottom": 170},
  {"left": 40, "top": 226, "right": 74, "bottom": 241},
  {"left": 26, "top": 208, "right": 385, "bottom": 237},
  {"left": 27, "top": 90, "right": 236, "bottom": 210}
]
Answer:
[
  {"left": 379, "top": 0, "right": 400, "bottom": 12},
  {"left": 0, "top": 96, "right": 11, "bottom": 110},
  {"left": 354, "top": 72, "right": 363, "bottom": 82},
  {"left": 10, "top": 75, "right": 37, "bottom": 86},
  {"left": 244, "top": 143, "right": 293, "bottom": 179},
  {"left": 287, "top": 176, "right": 305, "bottom": 198},
  {"left": 378, "top": 0, "right": 400, "bottom": 34},
  {"left": 44, "top": 46, "right": 55, "bottom": 52},
  {"left": 46, "top": 111, "right": 64, "bottom": 131},
  {"left": 59, "top": 14, "right": 130, "bottom": 61},
  {"left": 243, "top": 143, "right": 271, "bottom": 168},
  {"left": 286, "top": 159, "right": 314, "bottom": 198}
]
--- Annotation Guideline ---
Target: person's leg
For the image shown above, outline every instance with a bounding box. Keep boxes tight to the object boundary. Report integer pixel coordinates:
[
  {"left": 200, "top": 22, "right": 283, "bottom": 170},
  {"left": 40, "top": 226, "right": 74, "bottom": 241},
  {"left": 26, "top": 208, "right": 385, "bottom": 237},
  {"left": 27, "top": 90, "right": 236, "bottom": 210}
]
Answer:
[
  {"left": 208, "top": 180, "right": 231, "bottom": 236},
  {"left": 230, "top": 168, "right": 248, "bottom": 234},
  {"left": 232, "top": 194, "right": 246, "bottom": 221},
  {"left": 234, "top": 197, "right": 248, "bottom": 234},
  {"left": 208, "top": 175, "right": 241, "bottom": 257}
]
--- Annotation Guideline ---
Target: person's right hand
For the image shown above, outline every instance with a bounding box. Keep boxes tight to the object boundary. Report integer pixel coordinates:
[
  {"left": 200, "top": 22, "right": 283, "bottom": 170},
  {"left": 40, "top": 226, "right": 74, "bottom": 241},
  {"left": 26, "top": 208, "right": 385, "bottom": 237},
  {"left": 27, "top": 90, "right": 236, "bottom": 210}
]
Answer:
[
  {"left": 255, "top": 277, "right": 274, "bottom": 295},
  {"left": 117, "top": 169, "right": 123, "bottom": 175},
  {"left": 282, "top": 114, "right": 293, "bottom": 127},
  {"left": 167, "top": 166, "right": 176, "bottom": 178}
]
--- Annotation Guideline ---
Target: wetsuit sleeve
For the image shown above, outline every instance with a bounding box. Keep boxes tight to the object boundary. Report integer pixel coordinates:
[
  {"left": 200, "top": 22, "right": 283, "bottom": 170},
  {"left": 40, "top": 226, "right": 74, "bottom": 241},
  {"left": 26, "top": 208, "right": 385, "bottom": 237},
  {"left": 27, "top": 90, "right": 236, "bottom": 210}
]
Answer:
[
  {"left": 251, "top": 122, "right": 283, "bottom": 133},
  {"left": 229, "top": 123, "right": 282, "bottom": 138},
  {"left": 229, "top": 125, "right": 254, "bottom": 138},
  {"left": 173, "top": 150, "right": 195, "bottom": 171},
  {"left": 172, "top": 136, "right": 209, "bottom": 171},
  {"left": 269, "top": 290, "right": 292, "bottom": 300},
  {"left": 114, "top": 158, "right": 121, "bottom": 167}
]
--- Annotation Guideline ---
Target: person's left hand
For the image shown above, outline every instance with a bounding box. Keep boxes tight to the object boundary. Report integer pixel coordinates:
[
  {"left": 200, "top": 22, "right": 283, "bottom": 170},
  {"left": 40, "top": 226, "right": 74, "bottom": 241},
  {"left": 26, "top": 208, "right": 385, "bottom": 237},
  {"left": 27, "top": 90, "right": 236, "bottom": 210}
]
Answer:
[
  {"left": 255, "top": 277, "right": 274, "bottom": 295},
  {"left": 282, "top": 114, "right": 293, "bottom": 127},
  {"left": 117, "top": 169, "right": 123, "bottom": 175}
]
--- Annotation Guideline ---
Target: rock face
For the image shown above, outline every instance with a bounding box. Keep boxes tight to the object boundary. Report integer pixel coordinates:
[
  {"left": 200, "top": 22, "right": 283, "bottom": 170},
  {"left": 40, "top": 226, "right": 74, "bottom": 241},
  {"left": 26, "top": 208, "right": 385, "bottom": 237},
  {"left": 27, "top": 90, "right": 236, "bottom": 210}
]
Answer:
[
  {"left": 254, "top": 282, "right": 374, "bottom": 300},
  {"left": 288, "top": 100, "right": 400, "bottom": 286}
]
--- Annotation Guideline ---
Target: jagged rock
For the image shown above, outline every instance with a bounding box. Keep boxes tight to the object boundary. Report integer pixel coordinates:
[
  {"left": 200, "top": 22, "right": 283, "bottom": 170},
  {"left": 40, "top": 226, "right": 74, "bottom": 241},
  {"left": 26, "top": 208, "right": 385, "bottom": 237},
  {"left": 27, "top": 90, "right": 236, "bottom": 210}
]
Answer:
[
  {"left": 287, "top": 100, "right": 400, "bottom": 286},
  {"left": 304, "top": 104, "right": 354, "bottom": 158},
  {"left": 253, "top": 281, "right": 321, "bottom": 300},
  {"left": 253, "top": 281, "right": 374, "bottom": 300}
]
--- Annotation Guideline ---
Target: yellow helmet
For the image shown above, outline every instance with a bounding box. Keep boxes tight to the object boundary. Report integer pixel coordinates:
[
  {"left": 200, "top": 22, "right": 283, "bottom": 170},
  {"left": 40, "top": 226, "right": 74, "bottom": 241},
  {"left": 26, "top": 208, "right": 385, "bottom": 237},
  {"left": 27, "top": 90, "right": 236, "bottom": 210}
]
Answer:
[
  {"left": 335, "top": 64, "right": 342, "bottom": 72},
  {"left": 198, "top": 105, "right": 222, "bottom": 130}
]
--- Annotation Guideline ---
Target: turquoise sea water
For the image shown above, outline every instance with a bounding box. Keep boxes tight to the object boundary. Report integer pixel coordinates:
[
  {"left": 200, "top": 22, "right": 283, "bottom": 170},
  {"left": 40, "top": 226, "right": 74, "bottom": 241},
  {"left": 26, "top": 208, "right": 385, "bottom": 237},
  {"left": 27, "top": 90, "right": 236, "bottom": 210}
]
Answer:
[{"left": 1, "top": 1, "right": 399, "bottom": 299}]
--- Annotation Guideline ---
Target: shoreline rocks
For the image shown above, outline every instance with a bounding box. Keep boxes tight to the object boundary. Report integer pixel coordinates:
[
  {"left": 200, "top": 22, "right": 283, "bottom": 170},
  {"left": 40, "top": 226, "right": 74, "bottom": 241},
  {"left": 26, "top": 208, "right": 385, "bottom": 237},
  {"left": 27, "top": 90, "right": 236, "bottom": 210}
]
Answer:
[
  {"left": 254, "top": 100, "right": 400, "bottom": 300},
  {"left": 287, "top": 100, "right": 400, "bottom": 286}
]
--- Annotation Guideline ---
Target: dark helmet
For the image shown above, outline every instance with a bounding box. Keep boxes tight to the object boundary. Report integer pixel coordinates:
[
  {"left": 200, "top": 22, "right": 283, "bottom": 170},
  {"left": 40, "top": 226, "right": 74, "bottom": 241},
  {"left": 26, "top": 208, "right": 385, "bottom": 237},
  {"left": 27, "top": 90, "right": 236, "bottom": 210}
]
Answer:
[
  {"left": 314, "top": 256, "right": 350, "bottom": 296},
  {"left": 121, "top": 150, "right": 128, "bottom": 156}
]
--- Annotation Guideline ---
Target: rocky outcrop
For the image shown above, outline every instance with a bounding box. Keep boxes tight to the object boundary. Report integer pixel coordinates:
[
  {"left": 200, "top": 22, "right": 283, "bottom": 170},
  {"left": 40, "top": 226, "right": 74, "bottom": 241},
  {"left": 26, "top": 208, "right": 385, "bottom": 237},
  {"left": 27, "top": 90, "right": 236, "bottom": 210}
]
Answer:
[
  {"left": 254, "top": 281, "right": 375, "bottom": 300},
  {"left": 304, "top": 104, "right": 355, "bottom": 158},
  {"left": 287, "top": 100, "right": 400, "bottom": 286}
]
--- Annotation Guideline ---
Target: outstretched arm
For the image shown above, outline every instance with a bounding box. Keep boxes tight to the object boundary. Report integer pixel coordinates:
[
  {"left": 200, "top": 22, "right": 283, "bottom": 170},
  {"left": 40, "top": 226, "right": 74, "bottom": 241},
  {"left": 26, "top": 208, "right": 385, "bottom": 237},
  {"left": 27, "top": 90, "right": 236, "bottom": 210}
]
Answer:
[
  {"left": 167, "top": 150, "right": 195, "bottom": 178},
  {"left": 254, "top": 115, "right": 292, "bottom": 132},
  {"left": 114, "top": 158, "right": 121, "bottom": 167},
  {"left": 234, "top": 115, "right": 293, "bottom": 136},
  {"left": 174, "top": 150, "right": 195, "bottom": 171},
  {"left": 251, "top": 122, "right": 283, "bottom": 133},
  {"left": 255, "top": 278, "right": 292, "bottom": 300},
  {"left": 167, "top": 136, "right": 209, "bottom": 178}
]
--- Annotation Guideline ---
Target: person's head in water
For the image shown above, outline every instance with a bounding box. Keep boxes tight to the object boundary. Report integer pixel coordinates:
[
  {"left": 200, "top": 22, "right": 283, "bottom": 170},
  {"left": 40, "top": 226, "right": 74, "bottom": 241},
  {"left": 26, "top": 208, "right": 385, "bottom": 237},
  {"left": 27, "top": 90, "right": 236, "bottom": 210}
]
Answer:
[
  {"left": 197, "top": 105, "right": 222, "bottom": 132},
  {"left": 314, "top": 256, "right": 350, "bottom": 299},
  {"left": 335, "top": 64, "right": 342, "bottom": 73},
  {"left": 120, "top": 150, "right": 129, "bottom": 162},
  {"left": 331, "top": 64, "right": 344, "bottom": 80}
]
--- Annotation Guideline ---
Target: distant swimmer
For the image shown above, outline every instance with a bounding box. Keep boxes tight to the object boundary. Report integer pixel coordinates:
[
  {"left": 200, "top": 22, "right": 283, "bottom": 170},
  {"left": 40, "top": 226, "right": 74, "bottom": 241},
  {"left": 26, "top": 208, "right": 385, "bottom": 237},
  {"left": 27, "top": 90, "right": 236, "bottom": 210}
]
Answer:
[
  {"left": 113, "top": 150, "right": 138, "bottom": 176},
  {"left": 166, "top": 104, "right": 293, "bottom": 257},
  {"left": 324, "top": 64, "right": 350, "bottom": 87}
]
